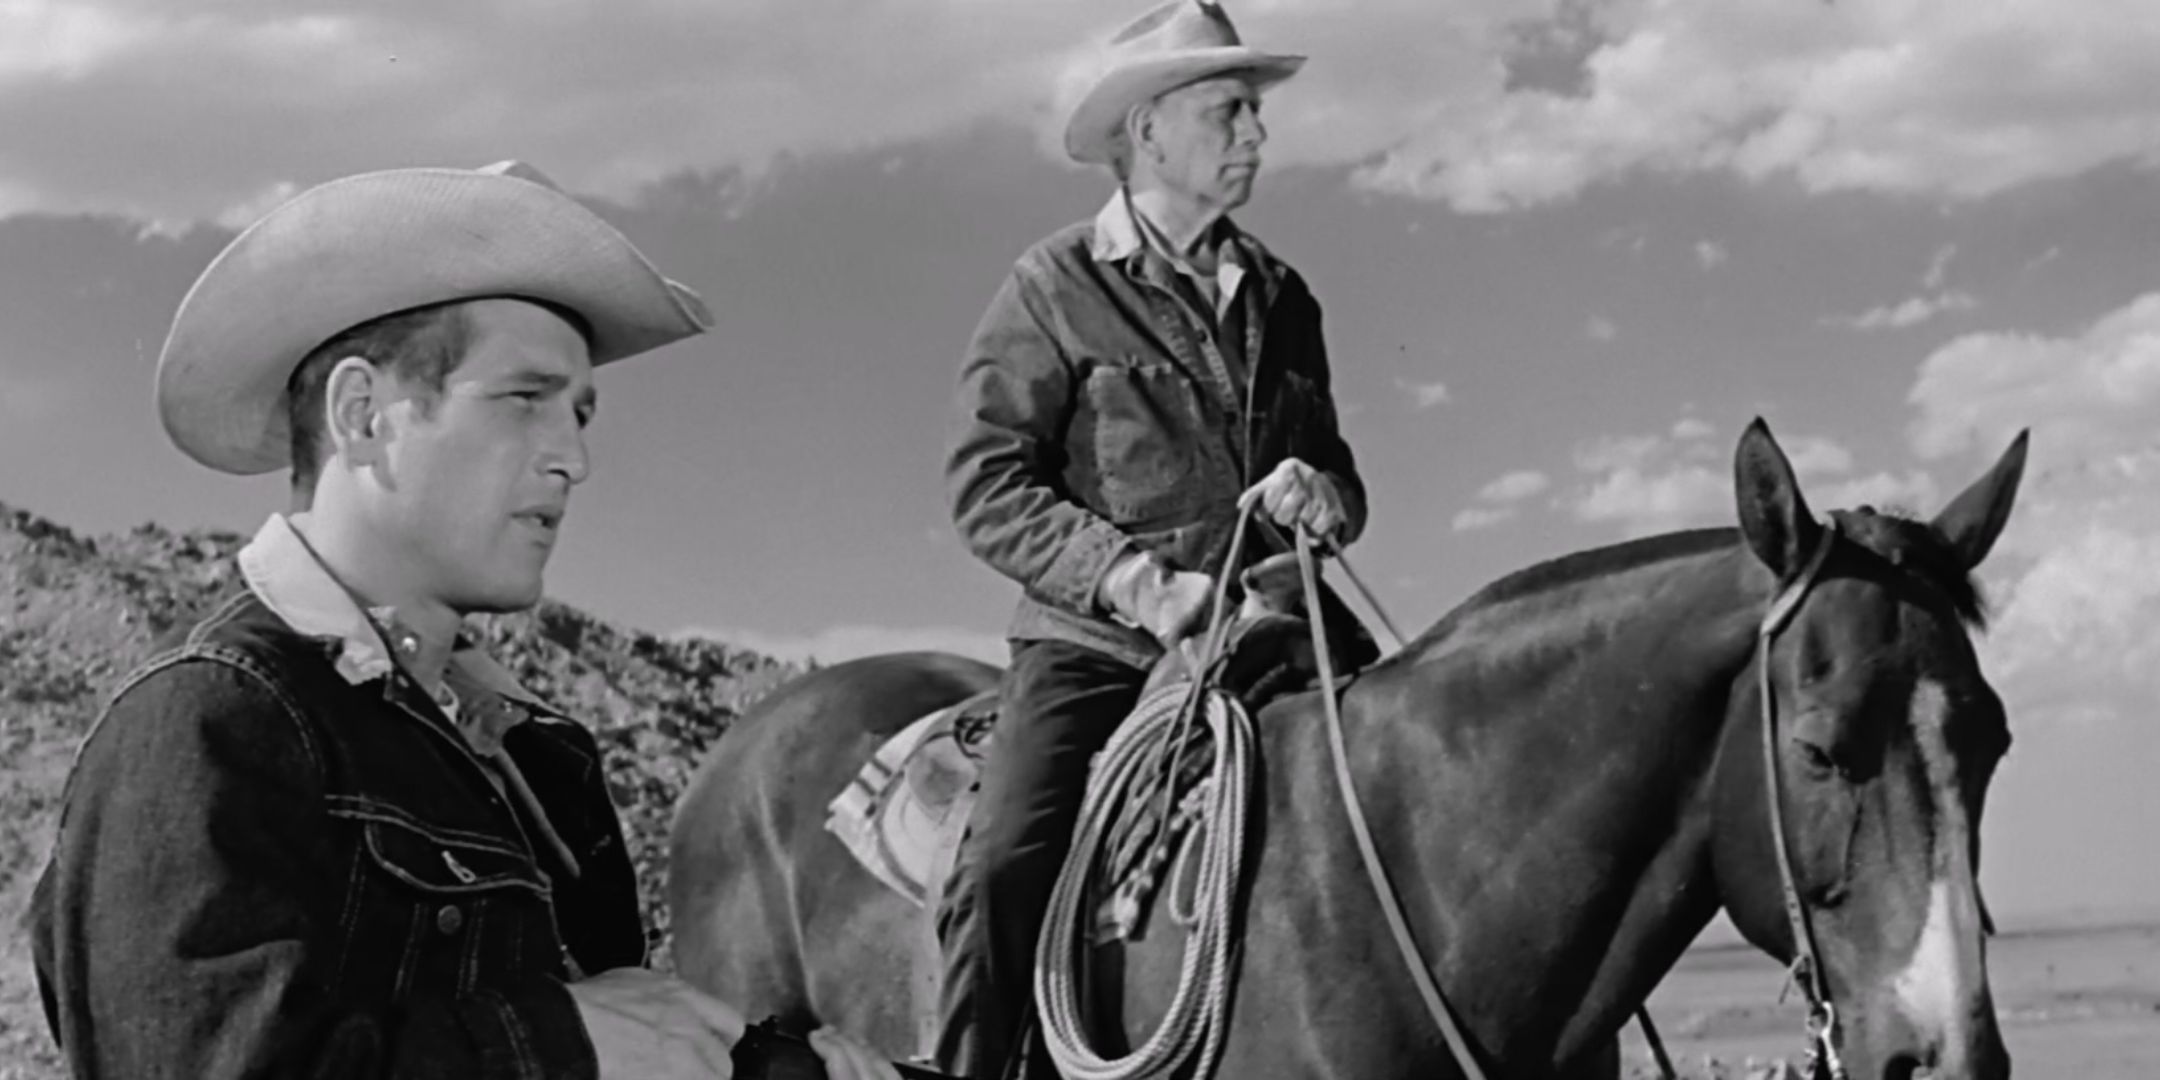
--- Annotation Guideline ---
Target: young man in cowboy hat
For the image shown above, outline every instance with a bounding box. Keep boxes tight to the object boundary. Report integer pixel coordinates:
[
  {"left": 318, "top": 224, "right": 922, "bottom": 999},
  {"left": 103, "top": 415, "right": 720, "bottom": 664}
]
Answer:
[
  {"left": 28, "top": 161, "right": 897, "bottom": 1080},
  {"left": 936, "top": 2, "right": 1374, "bottom": 1074}
]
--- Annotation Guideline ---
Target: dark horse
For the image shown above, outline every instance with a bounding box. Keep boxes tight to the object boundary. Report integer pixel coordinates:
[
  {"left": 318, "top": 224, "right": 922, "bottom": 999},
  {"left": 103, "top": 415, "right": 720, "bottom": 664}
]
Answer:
[{"left": 670, "top": 419, "right": 2027, "bottom": 1079}]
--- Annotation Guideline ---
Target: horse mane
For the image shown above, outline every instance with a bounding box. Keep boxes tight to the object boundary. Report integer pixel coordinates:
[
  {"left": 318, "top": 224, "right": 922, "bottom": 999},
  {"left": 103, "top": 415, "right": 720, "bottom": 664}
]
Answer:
[
  {"left": 1406, "top": 508, "right": 1987, "bottom": 655},
  {"left": 1411, "top": 527, "right": 1742, "bottom": 650}
]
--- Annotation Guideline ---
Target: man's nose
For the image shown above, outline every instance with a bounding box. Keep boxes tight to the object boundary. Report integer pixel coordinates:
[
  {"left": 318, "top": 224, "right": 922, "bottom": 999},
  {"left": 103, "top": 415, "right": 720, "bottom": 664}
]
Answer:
[{"left": 543, "top": 421, "right": 591, "bottom": 486}]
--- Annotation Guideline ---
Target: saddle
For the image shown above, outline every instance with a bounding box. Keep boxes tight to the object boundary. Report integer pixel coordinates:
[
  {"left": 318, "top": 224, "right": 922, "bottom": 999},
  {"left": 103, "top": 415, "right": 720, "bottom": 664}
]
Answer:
[{"left": 821, "top": 551, "right": 1379, "bottom": 1062}]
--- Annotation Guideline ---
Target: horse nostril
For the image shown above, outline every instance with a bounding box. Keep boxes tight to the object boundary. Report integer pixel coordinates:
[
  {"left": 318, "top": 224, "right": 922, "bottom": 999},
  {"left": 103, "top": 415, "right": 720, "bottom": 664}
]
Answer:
[{"left": 1881, "top": 1052, "right": 1934, "bottom": 1080}]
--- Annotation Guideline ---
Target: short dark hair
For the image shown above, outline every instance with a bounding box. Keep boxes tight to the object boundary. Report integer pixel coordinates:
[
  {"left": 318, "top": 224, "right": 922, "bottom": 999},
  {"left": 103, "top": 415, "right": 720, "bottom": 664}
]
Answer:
[{"left": 285, "top": 300, "right": 474, "bottom": 500}]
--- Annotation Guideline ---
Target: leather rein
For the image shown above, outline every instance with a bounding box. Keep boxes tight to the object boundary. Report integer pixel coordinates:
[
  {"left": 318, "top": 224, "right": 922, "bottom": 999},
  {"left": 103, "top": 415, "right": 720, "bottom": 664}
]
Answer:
[
  {"left": 1284, "top": 514, "right": 1848, "bottom": 1079},
  {"left": 1755, "top": 518, "right": 1850, "bottom": 1080}
]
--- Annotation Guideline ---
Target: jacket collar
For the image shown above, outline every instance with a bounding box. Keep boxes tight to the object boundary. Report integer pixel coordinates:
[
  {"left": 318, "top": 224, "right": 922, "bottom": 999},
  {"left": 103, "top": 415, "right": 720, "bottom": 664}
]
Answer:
[
  {"left": 236, "top": 512, "right": 563, "bottom": 721},
  {"left": 1089, "top": 187, "right": 1281, "bottom": 310}
]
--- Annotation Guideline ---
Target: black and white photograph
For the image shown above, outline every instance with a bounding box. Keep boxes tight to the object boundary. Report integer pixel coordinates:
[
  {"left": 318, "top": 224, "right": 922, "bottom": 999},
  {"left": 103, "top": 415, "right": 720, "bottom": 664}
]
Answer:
[{"left": 1, "top": 1, "right": 2156, "bottom": 1077}]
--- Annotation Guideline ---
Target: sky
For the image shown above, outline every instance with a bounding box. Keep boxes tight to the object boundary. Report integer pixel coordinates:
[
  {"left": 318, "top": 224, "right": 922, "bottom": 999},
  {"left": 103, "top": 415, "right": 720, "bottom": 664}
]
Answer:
[{"left": 1, "top": 0, "right": 2156, "bottom": 922}]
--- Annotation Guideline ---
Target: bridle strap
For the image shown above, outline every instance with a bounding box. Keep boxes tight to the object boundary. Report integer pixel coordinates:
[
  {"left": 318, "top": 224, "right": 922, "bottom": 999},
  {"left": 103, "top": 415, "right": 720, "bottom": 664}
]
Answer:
[
  {"left": 1297, "top": 527, "right": 1494, "bottom": 1079},
  {"left": 1756, "top": 517, "right": 1850, "bottom": 1079}
]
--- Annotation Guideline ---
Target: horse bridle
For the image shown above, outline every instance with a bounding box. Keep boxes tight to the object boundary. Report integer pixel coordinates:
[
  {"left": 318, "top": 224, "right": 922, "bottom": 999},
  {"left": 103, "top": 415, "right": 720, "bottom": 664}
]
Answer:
[
  {"left": 1756, "top": 517, "right": 1851, "bottom": 1080},
  {"left": 1295, "top": 513, "right": 1852, "bottom": 1080}
]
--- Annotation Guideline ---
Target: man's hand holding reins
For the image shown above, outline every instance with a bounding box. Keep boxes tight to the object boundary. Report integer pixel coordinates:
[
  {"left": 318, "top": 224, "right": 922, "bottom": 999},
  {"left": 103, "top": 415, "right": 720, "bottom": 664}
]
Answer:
[
  {"left": 1099, "top": 551, "right": 1214, "bottom": 649},
  {"left": 1239, "top": 458, "right": 1346, "bottom": 543}
]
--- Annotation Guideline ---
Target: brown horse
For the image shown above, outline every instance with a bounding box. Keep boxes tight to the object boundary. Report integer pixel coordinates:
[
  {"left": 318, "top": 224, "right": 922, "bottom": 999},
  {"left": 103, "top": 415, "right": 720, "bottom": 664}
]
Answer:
[{"left": 669, "top": 419, "right": 2026, "bottom": 1079}]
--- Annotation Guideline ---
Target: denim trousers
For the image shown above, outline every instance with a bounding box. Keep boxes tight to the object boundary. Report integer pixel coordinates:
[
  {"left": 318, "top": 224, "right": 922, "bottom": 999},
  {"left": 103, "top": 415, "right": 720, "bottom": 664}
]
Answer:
[{"left": 933, "top": 638, "right": 1147, "bottom": 1079}]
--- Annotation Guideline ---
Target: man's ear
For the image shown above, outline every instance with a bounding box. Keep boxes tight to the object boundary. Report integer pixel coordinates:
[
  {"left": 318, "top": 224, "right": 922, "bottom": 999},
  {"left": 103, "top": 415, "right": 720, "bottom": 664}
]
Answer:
[
  {"left": 325, "top": 356, "right": 388, "bottom": 467},
  {"left": 1124, "top": 102, "right": 1158, "bottom": 163}
]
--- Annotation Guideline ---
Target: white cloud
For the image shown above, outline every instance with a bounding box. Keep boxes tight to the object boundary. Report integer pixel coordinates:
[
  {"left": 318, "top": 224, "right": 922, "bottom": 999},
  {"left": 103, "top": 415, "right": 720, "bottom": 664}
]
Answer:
[
  {"left": 4, "top": 0, "right": 2156, "bottom": 221},
  {"left": 1564, "top": 419, "right": 1921, "bottom": 537},
  {"left": 2020, "top": 246, "right": 2063, "bottom": 275},
  {"left": 1353, "top": 0, "right": 2160, "bottom": 212},
  {"left": 1585, "top": 315, "right": 1619, "bottom": 342},
  {"left": 1671, "top": 417, "right": 1715, "bottom": 441},
  {"left": 1572, "top": 461, "right": 1727, "bottom": 537},
  {"left": 1825, "top": 290, "right": 1979, "bottom": 332},
  {"left": 1923, "top": 244, "right": 1957, "bottom": 291},
  {"left": 1979, "top": 525, "right": 2160, "bottom": 729},
  {"left": 1781, "top": 434, "right": 1856, "bottom": 478},
  {"left": 1395, "top": 377, "right": 1452, "bottom": 410},
  {"left": 1572, "top": 433, "right": 1675, "bottom": 474},
  {"left": 1451, "top": 506, "right": 1517, "bottom": 533},
  {"left": 1566, "top": 425, "right": 1728, "bottom": 536},
  {"left": 1694, "top": 240, "right": 1728, "bottom": 269},
  {"left": 676, "top": 622, "right": 1007, "bottom": 668},
  {"left": 1475, "top": 469, "right": 1551, "bottom": 503},
  {"left": 0, "top": 0, "right": 1122, "bottom": 220},
  {"left": 1450, "top": 467, "right": 1550, "bottom": 531},
  {"left": 1900, "top": 292, "right": 2160, "bottom": 730},
  {"left": 212, "top": 181, "right": 301, "bottom": 232},
  {"left": 1908, "top": 292, "right": 2160, "bottom": 465}
]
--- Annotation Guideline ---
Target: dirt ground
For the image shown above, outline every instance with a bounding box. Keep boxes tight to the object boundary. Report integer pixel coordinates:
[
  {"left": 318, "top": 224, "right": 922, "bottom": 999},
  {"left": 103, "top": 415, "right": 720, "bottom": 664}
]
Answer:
[{"left": 1619, "top": 912, "right": 2160, "bottom": 1078}]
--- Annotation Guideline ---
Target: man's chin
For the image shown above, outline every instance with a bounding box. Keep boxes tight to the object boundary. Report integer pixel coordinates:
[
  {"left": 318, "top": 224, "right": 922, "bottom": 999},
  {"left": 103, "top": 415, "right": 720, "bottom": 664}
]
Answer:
[{"left": 451, "top": 578, "right": 547, "bottom": 616}]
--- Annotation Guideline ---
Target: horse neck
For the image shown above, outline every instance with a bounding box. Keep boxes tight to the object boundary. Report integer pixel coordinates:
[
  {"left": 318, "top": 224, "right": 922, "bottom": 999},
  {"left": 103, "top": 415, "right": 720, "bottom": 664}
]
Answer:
[{"left": 1329, "top": 540, "right": 1773, "bottom": 1064}]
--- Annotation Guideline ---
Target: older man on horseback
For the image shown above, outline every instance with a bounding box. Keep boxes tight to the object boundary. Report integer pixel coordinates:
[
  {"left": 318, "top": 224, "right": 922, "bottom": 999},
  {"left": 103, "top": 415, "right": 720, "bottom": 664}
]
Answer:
[{"left": 935, "top": 2, "right": 1373, "bottom": 1075}]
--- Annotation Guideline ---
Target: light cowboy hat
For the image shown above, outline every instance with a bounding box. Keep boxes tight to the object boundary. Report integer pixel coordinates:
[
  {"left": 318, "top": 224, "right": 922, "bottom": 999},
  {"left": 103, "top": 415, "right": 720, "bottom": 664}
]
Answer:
[
  {"left": 1064, "top": 0, "right": 1305, "bottom": 166},
  {"left": 155, "top": 160, "right": 713, "bottom": 476}
]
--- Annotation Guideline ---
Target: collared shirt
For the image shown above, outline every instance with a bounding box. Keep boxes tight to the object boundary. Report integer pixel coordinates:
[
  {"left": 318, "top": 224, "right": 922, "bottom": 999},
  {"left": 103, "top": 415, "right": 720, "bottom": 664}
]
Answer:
[
  {"left": 1089, "top": 187, "right": 1248, "bottom": 320},
  {"left": 236, "top": 512, "right": 582, "bottom": 877},
  {"left": 1089, "top": 186, "right": 1258, "bottom": 412}
]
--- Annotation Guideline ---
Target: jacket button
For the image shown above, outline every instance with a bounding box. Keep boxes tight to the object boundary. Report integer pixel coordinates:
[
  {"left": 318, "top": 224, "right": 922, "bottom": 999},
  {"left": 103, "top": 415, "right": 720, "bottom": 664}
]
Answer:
[{"left": 436, "top": 904, "right": 464, "bottom": 935}]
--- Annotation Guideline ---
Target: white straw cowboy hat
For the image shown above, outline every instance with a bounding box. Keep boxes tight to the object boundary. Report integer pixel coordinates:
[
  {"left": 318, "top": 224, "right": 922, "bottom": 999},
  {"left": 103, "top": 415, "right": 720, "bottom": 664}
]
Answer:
[
  {"left": 155, "top": 160, "right": 714, "bottom": 475},
  {"left": 1064, "top": 0, "right": 1305, "bottom": 166}
]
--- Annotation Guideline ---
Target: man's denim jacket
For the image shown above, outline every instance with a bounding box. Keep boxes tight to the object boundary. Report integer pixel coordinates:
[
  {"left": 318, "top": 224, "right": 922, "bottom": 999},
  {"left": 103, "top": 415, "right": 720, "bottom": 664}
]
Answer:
[
  {"left": 27, "top": 518, "right": 644, "bottom": 1078},
  {"left": 946, "top": 196, "right": 1369, "bottom": 668}
]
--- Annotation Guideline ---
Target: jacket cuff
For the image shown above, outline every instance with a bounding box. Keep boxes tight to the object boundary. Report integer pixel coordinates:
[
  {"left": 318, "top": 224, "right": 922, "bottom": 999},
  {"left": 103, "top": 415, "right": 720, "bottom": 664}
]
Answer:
[
  {"left": 1095, "top": 548, "right": 1155, "bottom": 629},
  {"left": 1328, "top": 472, "right": 1368, "bottom": 546},
  {"left": 458, "top": 977, "right": 598, "bottom": 1079},
  {"left": 1043, "top": 520, "right": 1137, "bottom": 617}
]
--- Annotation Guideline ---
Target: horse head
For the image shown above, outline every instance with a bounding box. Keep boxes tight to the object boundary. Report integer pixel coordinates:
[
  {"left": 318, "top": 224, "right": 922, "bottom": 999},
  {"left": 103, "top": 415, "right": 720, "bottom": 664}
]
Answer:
[{"left": 1715, "top": 418, "right": 2027, "bottom": 1080}]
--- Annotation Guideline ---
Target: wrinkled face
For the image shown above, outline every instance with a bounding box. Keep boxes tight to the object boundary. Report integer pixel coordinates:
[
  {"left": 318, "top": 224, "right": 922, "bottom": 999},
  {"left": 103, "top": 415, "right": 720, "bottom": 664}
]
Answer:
[
  {"left": 1134, "top": 75, "right": 1268, "bottom": 211},
  {"left": 1729, "top": 559, "right": 2012, "bottom": 1079},
  {"left": 367, "top": 298, "right": 595, "bottom": 613}
]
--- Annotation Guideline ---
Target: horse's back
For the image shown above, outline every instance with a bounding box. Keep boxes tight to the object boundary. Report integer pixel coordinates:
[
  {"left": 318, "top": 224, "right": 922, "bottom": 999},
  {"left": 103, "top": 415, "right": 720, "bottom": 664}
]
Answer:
[{"left": 667, "top": 650, "right": 1000, "bottom": 1034}]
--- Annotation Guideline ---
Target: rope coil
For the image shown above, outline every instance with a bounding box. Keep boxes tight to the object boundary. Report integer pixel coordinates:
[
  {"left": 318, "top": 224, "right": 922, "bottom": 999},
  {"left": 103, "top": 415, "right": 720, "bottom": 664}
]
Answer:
[{"left": 1033, "top": 682, "right": 1256, "bottom": 1080}]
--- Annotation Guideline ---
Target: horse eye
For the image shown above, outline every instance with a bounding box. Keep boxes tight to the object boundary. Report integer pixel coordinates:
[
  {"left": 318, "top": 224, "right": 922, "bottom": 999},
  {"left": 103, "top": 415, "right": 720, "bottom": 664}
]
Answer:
[{"left": 1793, "top": 738, "right": 1839, "bottom": 779}]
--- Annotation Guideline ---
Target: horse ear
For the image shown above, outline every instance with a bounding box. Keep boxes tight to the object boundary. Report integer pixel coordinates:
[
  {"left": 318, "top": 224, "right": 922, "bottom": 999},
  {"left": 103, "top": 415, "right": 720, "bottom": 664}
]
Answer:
[
  {"left": 1931, "top": 428, "right": 2029, "bottom": 570},
  {"left": 1734, "top": 417, "right": 1822, "bottom": 580}
]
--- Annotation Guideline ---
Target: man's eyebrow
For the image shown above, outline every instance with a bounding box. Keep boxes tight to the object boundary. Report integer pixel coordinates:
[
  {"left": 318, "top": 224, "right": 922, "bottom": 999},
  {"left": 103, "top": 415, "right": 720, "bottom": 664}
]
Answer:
[
  {"left": 493, "top": 368, "right": 596, "bottom": 415},
  {"left": 497, "top": 370, "right": 572, "bottom": 391}
]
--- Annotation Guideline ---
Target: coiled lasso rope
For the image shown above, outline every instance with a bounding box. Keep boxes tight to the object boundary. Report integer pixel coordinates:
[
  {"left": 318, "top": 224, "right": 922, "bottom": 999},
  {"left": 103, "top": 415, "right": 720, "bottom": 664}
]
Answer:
[
  {"left": 1033, "top": 506, "right": 1265, "bottom": 1080},
  {"left": 1032, "top": 679, "right": 1255, "bottom": 1080}
]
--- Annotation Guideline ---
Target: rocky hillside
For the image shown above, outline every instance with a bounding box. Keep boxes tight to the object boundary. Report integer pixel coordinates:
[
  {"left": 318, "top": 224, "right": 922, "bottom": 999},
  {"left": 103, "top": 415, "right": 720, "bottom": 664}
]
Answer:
[{"left": 0, "top": 500, "right": 803, "bottom": 1075}]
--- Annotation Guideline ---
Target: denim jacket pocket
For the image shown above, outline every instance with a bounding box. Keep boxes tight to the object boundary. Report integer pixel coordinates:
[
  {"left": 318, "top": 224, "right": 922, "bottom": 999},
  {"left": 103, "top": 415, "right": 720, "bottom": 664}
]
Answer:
[
  {"left": 1081, "top": 355, "right": 1204, "bottom": 522},
  {"left": 326, "top": 799, "right": 561, "bottom": 998},
  {"left": 355, "top": 812, "right": 550, "bottom": 899}
]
